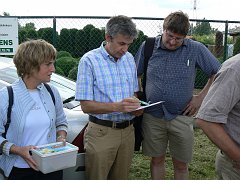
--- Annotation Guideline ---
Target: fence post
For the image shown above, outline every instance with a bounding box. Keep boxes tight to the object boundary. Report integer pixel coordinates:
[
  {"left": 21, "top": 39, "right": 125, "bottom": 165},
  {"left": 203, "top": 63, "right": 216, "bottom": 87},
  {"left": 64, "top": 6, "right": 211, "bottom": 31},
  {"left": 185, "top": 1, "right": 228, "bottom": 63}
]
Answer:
[
  {"left": 53, "top": 17, "right": 57, "bottom": 48},
  {"left": 223, "top": 21, "right": 228, "bottom": 61}
]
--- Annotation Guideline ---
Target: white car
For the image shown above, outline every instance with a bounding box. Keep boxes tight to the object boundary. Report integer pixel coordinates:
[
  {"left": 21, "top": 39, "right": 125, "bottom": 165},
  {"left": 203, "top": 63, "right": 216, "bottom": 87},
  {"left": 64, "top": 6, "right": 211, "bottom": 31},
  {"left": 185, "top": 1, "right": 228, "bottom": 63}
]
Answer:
[{"left": 0, "top": 56, "right": 88, "bottom": 180}]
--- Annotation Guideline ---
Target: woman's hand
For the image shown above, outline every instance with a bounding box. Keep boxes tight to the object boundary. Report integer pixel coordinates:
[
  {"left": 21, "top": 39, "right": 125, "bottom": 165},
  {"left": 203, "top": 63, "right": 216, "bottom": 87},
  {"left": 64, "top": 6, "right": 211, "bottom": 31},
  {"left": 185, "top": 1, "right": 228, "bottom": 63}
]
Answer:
[
  {"left": 56, "top": 130, "right": 67, "bottom": 146},
  {"left": 10, "top": 145, "right": 38, "bottom": 171},
  {"left": 57, "top": 135, "right": 67, "bottom": 146}
]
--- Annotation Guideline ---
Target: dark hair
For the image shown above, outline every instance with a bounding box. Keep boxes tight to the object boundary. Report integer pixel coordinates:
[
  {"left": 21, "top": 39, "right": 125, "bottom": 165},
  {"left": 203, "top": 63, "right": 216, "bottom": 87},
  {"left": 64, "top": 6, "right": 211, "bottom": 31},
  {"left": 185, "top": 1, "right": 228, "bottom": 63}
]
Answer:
[
  {"left": 163, "top": 11, "right": 190, "bottom": 35},
  {"left": 105, "top": 15, "right": 138, "bottom": 39}
]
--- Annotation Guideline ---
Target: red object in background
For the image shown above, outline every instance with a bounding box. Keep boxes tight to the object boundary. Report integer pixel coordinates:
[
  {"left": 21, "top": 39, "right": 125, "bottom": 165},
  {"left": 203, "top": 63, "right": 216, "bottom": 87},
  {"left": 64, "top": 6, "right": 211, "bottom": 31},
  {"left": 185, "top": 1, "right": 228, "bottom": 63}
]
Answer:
[{"left": 71, "top": 123, "right": 88, "bottom": 153}]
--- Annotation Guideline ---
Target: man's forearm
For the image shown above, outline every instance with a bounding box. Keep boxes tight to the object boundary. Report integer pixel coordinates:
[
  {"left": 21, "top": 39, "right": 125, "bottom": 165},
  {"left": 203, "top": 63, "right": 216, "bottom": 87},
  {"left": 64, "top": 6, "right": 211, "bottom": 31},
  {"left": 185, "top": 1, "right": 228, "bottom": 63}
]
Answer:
[
  {"left": 197, "top": 118, "right": 240, "bottom": 161},
  {"left": 80, "top": 100, "right": 119, "bottom": 114},
  {"left": 80, "top": 97, "right": 140, "bottom": 114}
]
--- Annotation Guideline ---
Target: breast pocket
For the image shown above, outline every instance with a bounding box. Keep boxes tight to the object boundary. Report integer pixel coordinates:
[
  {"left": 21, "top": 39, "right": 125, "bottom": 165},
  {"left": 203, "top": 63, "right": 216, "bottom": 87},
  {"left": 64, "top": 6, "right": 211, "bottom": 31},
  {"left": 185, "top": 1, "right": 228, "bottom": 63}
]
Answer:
[{"left": 174, "top": 59, "right": 195, "bottom": 79}]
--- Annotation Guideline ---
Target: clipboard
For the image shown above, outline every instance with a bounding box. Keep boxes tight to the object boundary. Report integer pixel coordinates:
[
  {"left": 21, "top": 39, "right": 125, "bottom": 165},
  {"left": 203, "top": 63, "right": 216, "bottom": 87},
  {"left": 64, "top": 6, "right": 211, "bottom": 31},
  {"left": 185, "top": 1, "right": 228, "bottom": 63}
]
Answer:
[{"left": 136, "top": 101, "right": 164, "bottom": 110}]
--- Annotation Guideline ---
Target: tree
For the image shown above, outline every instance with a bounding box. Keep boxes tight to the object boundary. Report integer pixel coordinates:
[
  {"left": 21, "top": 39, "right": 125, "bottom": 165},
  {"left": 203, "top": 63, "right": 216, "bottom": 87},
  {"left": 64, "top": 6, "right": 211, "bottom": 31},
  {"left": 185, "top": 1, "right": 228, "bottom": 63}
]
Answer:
[
  {"left": 18, "top": 23, "right": 38, "bottom": 42},
  {"left": 74, "top": 29, "right": 87, "bottom": 57},
  {"left": 129, "top": 30, "right": 147, "bottom": 56},
  {"left": 192, "top": 19, "right": 215, "bottom": 35},
  {"left": 26, "top": 29, "right": 38, "bottom": 40},
  {"left": 68, "top": 28, "right": 78, "bottom": 56},
  {"left": 2, "top": 12, "right": 10, "bottom": 16},
  {"left": 38, "top": 27, "right": 55, "bottom": 45},
  {"left": 20, "top": 22, "right": 36, "bottom": 31},
  {"left": 58, "top": 28, "right": 71, "bottom": 52},
  {"left": 18, "top": 29, "right": 28, "bottom": 43},
  {"left": 83, "top": 24, "right": 96, "bottom": 52},
  {"left": 229, "top": 26, "right": 240, "bottom": 33},
  {"left": 89, "top": 28, "right": 104, "bottom": 51}
]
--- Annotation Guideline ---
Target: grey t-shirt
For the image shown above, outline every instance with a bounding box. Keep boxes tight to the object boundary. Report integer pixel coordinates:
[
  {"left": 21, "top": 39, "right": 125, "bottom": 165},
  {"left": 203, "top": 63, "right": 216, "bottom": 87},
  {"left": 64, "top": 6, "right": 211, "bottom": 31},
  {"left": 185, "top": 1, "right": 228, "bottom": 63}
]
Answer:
[{"left": 196, "top": 53, "right": 240, "bottom": 145}]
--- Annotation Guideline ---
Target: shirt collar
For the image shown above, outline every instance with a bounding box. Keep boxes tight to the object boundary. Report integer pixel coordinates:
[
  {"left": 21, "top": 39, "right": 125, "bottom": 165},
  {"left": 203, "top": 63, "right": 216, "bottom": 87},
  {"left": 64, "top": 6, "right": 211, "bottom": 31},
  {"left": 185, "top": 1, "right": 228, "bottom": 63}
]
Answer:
[
  {"left": 19, "top": 77, "right": 45, "bottom": 91},
  {"left": 100, "top": 41, "right": 123, "bottom": 63}
]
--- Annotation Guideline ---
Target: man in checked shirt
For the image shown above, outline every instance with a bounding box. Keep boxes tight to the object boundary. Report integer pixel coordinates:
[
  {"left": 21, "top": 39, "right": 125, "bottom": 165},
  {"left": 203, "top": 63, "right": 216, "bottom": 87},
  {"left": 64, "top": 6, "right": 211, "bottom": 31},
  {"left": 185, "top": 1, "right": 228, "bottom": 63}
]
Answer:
[{"left": 75, "top": 15, "right": 143, "bottom": 180}]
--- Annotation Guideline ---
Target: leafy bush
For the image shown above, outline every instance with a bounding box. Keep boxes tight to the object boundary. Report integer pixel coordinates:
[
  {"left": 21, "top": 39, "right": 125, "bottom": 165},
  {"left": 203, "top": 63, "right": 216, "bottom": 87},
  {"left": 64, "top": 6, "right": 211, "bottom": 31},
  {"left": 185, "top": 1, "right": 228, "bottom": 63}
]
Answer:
[
  {"left": 55, "top": 66, "right": 65, "bottom": 76},
  {"left": 68, "top": 66, "right": 78, "bottom": 81},
  {"left": 55, "top": 57, "right": 77, "bottom": 76},
  {"left": 193, "top": 34, "right": 215, "bottom": 45},
  {"left": 56, "top": 51, "right": 72, "bottom": 59}
]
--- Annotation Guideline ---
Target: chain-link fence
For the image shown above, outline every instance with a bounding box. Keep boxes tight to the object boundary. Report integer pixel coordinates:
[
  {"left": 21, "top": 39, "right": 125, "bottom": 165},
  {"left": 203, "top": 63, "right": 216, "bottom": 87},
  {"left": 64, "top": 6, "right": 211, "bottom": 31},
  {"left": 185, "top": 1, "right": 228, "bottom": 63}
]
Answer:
[{"left": 1, "top": 16, "right": 240, "bottom": 88}]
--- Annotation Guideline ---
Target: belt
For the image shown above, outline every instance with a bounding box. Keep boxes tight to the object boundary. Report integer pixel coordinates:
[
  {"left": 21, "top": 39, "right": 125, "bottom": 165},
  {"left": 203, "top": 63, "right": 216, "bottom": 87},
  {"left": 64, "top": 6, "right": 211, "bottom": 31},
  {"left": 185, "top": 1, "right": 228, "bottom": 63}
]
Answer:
[{"left": 89, "top": 116, "right": 133, "bottom": 129}]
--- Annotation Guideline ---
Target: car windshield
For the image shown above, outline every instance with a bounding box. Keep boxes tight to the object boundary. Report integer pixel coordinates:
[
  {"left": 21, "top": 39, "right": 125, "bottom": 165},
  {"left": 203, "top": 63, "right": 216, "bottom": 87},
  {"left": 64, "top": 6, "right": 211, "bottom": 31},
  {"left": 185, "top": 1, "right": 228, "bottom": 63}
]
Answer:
[{"left": 0, "top": 66, "right": 76, "bottom": 102}]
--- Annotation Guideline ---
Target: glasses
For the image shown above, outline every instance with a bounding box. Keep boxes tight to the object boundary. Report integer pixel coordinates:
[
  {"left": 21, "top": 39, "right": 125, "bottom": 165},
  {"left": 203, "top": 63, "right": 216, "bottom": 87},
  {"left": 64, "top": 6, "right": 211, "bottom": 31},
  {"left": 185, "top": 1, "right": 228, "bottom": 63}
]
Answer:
[{"left": 165, "top": 30, "right": 185, "bottom": 43}]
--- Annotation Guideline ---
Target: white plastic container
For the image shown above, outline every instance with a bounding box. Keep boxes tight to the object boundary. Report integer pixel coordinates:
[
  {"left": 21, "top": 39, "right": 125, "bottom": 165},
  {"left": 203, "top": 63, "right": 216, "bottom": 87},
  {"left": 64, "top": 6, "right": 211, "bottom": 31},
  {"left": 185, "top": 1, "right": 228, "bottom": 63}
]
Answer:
[{"left": 31, "top": 142, "right": 78, "bottom": 174}]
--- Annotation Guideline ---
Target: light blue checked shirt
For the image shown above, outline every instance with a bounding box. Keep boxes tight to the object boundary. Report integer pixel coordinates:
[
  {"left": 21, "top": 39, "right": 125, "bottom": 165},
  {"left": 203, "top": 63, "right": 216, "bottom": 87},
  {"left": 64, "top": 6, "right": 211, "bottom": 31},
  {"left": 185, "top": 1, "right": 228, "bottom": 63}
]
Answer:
[{"left": 75, "top": 42, "right": 139, "bottom": 122}]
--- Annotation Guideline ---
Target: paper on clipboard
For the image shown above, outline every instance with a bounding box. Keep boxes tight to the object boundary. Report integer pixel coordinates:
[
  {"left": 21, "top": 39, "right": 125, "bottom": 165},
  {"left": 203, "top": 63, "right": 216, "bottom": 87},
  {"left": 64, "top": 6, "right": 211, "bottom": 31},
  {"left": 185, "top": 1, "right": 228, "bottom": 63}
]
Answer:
[{"left": 136, "top": 101, "right": 164, "bottom": 110}]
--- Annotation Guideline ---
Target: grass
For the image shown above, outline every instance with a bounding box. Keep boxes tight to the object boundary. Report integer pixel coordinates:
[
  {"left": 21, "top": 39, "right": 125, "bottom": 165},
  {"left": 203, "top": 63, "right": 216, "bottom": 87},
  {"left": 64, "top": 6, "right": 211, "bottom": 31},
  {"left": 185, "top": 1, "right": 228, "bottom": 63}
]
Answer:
[{"left": 129, "top": 128, "right": 218, "bottom": 180}]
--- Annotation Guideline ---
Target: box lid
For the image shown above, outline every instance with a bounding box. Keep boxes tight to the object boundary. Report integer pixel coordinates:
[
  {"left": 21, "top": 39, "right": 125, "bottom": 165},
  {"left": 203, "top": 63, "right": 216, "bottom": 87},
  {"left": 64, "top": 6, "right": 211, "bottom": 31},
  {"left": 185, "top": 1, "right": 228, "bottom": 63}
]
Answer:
[{"left": 31, "top": 142, "right": 78, "bottom": 157}]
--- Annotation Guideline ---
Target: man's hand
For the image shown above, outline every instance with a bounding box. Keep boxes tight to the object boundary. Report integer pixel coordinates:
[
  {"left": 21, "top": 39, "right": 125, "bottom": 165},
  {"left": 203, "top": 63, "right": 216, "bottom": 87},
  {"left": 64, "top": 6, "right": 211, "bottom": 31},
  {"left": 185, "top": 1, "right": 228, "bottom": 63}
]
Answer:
[
  {"left": 183, "top": 95, "right": 202, "bottom": 116},
  {"left": 118, "top": 97, "right": 140, "bottom": 113}
]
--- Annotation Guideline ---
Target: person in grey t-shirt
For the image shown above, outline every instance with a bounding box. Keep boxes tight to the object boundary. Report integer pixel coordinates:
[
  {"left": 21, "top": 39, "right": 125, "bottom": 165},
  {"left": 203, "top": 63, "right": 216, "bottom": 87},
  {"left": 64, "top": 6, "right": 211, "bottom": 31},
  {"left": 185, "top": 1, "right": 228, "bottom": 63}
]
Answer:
[{"left": 196, "top": 53, "right": 240, "bottom": 180}]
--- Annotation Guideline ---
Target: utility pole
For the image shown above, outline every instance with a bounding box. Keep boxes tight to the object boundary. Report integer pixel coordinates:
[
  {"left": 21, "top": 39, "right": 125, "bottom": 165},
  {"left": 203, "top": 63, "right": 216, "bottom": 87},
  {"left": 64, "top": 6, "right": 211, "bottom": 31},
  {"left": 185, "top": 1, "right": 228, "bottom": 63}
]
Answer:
[
  {"left": 190, "top": 0, "right": 197, "bottom": 35},
  {"left": 193, "top": 0, "right": 197, "bottom": 19}
]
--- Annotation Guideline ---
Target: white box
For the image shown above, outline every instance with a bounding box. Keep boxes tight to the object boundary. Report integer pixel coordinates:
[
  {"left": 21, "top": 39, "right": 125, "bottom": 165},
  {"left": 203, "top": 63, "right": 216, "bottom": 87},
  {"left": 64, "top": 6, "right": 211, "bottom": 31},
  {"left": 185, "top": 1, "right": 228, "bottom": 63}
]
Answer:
[{"left": 31, "top": 142, "right": 78, "bottom": 174}]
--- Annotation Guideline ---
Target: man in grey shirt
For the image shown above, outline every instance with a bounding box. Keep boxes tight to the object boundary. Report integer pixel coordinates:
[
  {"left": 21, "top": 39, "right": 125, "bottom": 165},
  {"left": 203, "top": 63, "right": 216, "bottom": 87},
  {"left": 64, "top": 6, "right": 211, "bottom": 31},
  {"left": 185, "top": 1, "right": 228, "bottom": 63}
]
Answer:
[{"left": 196, "top": 53, "right": 240, "bottom": 180}]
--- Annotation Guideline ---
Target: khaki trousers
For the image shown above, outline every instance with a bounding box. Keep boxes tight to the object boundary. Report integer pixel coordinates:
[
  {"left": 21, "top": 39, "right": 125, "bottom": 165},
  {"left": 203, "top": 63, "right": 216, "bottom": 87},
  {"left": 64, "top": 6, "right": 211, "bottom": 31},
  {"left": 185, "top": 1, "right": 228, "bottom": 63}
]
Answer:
[{"left": 84, "top": 122, "right": 135, "bottom": 180}]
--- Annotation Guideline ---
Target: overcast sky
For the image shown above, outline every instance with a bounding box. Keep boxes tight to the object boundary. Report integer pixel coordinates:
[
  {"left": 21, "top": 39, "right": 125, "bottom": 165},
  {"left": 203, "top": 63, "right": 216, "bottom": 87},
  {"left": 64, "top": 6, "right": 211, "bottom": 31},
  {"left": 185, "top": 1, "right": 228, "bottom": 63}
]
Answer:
[{"left": 1, "top": 0, "right": 239, "bottom": 21}]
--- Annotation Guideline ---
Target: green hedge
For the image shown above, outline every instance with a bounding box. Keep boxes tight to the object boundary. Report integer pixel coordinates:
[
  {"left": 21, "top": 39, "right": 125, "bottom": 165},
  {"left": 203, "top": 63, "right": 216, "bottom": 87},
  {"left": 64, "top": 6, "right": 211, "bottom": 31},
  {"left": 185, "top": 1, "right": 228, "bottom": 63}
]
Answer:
[
  {"left": 55, "top": 56, "right": 78, "bottom": 76},
  {"left": 56, "top": 51, "right": 72, "bottom": 59},
  {"left": 68, "top": 66, "right": 78, "bottom": 81}
]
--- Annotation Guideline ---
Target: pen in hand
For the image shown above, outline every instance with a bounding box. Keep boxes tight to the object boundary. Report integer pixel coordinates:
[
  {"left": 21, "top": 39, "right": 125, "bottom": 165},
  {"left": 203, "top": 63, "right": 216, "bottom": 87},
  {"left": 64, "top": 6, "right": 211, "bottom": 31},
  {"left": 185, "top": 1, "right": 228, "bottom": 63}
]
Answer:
[{"left": 139, "top": 100, "right": 151, "bottom": 106}]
